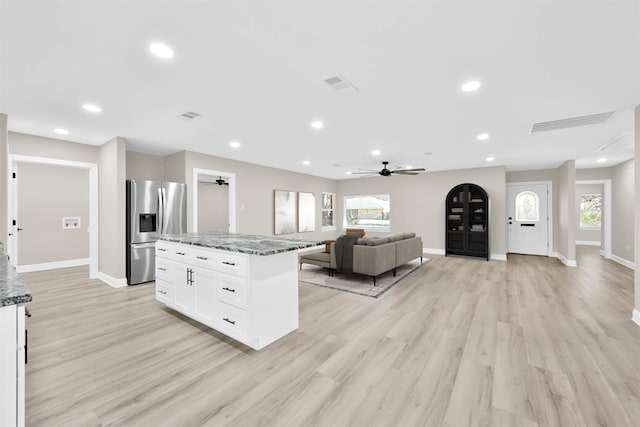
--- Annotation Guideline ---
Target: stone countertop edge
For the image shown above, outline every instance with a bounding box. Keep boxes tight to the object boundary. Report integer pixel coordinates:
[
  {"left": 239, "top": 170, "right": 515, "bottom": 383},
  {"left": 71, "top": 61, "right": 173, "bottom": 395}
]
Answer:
[
  {"left": 157, "top": 232, "right": 324, "bottom": 256},
  {"left": 0, "top": 252, "right": 32, "bottom": 307}
]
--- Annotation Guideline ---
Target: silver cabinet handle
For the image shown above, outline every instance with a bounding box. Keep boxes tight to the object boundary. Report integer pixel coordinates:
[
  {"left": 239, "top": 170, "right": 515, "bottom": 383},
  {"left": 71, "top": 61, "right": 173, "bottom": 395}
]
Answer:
[
  {"left": 176, "top": 251, "right": 185, "bottom": 256},
  {"left": 222, "top": 287, "right": 236, "bottom": 293},
  {"left": 158, "top": 290, "right": 167, "bottom": 295},
  {"left": 223, "top": 317, "right": 236, "bottom": 325},
  {"left": 222, "top": 261, "right": 236, "bottom": 266},
  {"left": 158, "top": 267, "right": 166, "bottom": 271},
  {"left": 158, "top": 248, "right": 167, "bottom": 252},
  {"left": 196, "top": 256, "right": 208, "bottom": 260}
]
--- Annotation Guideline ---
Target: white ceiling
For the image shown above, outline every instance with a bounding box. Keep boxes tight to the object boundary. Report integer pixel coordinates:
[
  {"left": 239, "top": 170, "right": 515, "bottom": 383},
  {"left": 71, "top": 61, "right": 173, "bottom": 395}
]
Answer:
[{"left": 1, "top": 1, "right": 639, "bottom": 180}]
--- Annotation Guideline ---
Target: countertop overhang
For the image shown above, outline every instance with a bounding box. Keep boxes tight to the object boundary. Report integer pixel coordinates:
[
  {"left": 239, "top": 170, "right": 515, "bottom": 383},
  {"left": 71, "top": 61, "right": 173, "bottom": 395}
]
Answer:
[
  {"left": 157, "top": 232, "right": 323, "bottom": 256},
  {"left": 0, "top": 251, "right": 32, "bottom": 307}
]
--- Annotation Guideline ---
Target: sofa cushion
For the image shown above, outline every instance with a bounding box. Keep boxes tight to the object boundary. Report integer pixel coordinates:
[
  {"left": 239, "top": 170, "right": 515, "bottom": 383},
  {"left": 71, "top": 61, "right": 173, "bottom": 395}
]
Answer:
[
  {"left": 402, "top": 232, "right": 416, "bottom": 239},
  {"left": 388, "top": 234, "right": 404, "bottom": 242},
  {"left": 365, "top": 237, "right": 391, "bottom": 246},
  {"left": 302, "top": 252, "right": 331, "bottom": 262}
]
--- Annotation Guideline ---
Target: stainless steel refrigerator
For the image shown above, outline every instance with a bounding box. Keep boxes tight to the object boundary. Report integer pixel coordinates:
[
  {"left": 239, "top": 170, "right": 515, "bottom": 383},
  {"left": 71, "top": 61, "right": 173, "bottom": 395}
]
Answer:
[{"left": 126, "top": 179, "right": 187, "bottom": 285}]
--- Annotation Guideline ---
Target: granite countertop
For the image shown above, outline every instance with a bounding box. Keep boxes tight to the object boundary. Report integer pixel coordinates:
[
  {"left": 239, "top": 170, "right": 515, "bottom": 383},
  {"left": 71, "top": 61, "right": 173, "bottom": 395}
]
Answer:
[
  {"left": 0, "top": 251, "right": 32, "bottom": 307},
  {"left": 158, "top": 232, "right": 323, "bottom": 256}
]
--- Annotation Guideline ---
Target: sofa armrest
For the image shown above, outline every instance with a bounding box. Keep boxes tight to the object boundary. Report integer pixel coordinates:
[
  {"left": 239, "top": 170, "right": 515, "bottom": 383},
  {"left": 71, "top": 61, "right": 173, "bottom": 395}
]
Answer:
[{"left": 395, "top": 237, "right": 423, "bottom": 266}]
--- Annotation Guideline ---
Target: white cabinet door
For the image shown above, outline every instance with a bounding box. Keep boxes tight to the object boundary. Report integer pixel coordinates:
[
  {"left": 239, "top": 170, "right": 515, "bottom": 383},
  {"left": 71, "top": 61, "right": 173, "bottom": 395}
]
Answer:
[
  {"left": 174, "top": 264, "right": 195, "bottom": 313},
  {"left": 192, "top": 266, "right": 218, "bottom": 324}
]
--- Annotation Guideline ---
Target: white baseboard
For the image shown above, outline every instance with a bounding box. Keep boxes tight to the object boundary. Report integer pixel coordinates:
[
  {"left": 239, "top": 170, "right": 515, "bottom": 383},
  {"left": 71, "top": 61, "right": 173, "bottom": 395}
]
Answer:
[
  {"left": 556, "top": 253, "right": 577, "bottom": 267},
  {"left": 576, "top": 240, "right": 601, "bottom": 246},
  {"left": 97, "top": 272, "right": 128, "bottom": 288},
  {"left": 632, "top": 309, "right": 640, "bottom": 327},
  {"left": 610, "top": 254, "right": 634, "bottom": 270},
  {"left": 549, "top": 251, "right": 558, "bottom": 258},
  {"left": 423, "top": 248, "right": 445, "bottom": 255},
  {"left": 600, "top": 250, "right": 612, "bottom": 259},
  {"left": 491, "top": 253, "right": 507, "bottom": 261},
  {"left": 16, "top": 258, "right": 89, "bottom": 273}
]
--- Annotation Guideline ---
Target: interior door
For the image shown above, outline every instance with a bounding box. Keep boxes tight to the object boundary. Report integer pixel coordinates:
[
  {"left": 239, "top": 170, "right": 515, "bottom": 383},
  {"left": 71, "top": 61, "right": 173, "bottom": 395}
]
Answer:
[{"left": 507, "top": 183, "right": 549, "bottom": 255}]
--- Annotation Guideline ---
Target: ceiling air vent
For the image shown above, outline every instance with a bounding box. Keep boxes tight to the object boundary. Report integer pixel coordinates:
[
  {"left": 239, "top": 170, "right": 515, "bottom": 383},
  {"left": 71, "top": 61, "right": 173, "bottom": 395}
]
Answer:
[
  {"left": 175, "top": 111, "right": 201, "bottom": 121},
  {"left": 530, "top": 111, "right": 615, "bottom": 133},
  {"left": 324, "top": 75, "right": 359, "bottom": 96}
]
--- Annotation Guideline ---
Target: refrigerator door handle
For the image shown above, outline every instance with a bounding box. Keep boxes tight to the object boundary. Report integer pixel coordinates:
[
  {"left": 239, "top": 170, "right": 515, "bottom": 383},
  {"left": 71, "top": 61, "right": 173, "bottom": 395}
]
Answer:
[{"left": 157, "top": 186, "right": 164, "bottom": 235}]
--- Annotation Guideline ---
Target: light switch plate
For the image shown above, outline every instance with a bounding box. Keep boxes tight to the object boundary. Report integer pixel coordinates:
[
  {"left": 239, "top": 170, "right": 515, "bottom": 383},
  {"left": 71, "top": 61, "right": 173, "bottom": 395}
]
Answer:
[{"left": 62, "top": 217, "right": 81, "bottom": 229}]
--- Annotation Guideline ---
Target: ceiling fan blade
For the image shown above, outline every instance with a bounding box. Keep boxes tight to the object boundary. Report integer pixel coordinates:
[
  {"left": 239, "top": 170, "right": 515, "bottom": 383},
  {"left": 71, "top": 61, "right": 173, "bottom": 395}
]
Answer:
[
  {"left": 356, "top": 168, "right": 378, "bottom": 172},
  {"left": 357, "top": 173, "right": 379, "bottom": 178},
  {"left": 351, "top": 171, "right": 378, "bottom": 175},
  {"left": 392, "top": 168, "right": 426, "bottom": 174}
]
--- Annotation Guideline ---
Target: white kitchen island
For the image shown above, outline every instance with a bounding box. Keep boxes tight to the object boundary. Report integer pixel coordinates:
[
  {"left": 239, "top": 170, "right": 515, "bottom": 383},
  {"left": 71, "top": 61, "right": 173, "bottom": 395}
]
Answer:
[{"left": 155, "top": 232, "right": 322, "bottom": 350}]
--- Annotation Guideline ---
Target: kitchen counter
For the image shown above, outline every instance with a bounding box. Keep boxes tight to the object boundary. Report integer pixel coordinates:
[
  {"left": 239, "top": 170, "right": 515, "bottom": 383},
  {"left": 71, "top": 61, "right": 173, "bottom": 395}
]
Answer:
[
  {"left": 0, "top": 251, "right": 32, "bottom": 307},
  {"left": 157, "top": 231, "right": 323, "bottom": 256}
]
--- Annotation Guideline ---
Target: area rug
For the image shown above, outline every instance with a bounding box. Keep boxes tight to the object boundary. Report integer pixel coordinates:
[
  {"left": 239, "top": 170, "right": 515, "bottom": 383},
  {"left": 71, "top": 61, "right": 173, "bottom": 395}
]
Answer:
[{"left": 298, "top": 258, "right": 429, "bottom": 298}]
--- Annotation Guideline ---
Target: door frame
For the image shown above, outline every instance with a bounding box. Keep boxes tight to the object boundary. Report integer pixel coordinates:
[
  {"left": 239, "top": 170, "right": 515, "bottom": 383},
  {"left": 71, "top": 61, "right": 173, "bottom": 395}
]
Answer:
[
  {"left": 506, "top": 181, "right": 553, "bottom": 257},
  {"left": 7, "top": 154, "right": 98, "bottom": 278},
  {"left": 192, "top": 168, "right": 236, "bottom": 233},
  {"left": 575, "top": 179, "right": 611, "bottom": 259}
]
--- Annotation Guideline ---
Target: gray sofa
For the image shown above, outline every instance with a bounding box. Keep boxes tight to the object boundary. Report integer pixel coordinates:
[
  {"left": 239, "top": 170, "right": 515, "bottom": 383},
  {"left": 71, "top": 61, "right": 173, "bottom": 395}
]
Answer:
[{"left": 300, "top": 232, "right": 423, "bottom": 285}]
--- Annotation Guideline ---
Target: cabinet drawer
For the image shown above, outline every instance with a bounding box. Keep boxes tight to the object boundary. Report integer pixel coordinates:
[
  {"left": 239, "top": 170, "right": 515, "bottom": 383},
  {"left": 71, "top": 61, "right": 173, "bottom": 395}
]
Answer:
[
  {"left": 217, "top": 273, "right": 247, "bottom": 309},
  {"left": 168, "top": 246, "right": 191, "bottom": 262},
  {"left": 156, "top": 279, "right": 173, "bottom": 304},
  {"left": 218, "top": 303, "right": 248, "bottom": 341},
  {"left": 216, "top": 253, "right": 248, "bottom": 277},
  {"left": 191, "top": 248, "right": 216, "bottom": 269},
  {"left": 155, "top": 242, "right": 171, "bottom": 258},
  {"left": 156, "top": 259, "right": 172, "bottom": 281}
]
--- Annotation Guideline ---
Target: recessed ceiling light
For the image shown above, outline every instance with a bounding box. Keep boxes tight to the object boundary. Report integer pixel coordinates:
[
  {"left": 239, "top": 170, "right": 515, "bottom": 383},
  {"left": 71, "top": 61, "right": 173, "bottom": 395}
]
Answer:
[
  {"left": 229, "top": 141, "right": 240, "bottom": 148},
  {"left": 477, "top": 133, "right": 490, "bottom": 141},
  {"left": 461, "top": 80, "right": 481, "bottom": 92},
  {"left": 596, "top": 158, "right": 607, "bottom": 163},
  {"left": 83, "top": 104, "right": 101, "bottom": 113},
  {"left": 311, "top": 121, "right": 324, "bottom": 129},
  {"left": 150, "top": 43, "right": 174, "bottom": 59},
  {"left": 406, "top": 165, "right": 413, "bottom": 169},
  {"left": 485, "top": 156, "right": 495, "bottom": 162},
  {"left": 54, "top": 128, "right": 69, "bottom": 135},
  {"left": 346, "top": 171, "right": 352, "bottom": 175},
  {"left": 303, "top": 160, "right": 310, "bottom": 165},
  {"left": 371, "top": 150, "right": 381, "bottom": 156},
  {"left": 424, "top": 152, "right": 433, "bottom": 156}
]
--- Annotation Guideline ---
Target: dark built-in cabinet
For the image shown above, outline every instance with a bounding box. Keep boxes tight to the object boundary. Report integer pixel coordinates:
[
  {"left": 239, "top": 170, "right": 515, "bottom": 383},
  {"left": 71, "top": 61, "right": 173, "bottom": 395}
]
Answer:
[{"left": 445, "top": 183, "right": 489, "bottom": 260}]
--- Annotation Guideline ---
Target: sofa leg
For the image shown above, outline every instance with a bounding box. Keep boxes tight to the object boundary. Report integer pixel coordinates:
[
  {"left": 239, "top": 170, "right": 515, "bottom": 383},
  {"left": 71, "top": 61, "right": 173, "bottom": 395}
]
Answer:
[
  {"left": 393, "top": 268, "right": 397, "bottom": 277},
  {"left": 420, "top": 256, "right": 423, "bottom": 264},
  {"left": 373, "top": 276, "right": 376, "bottom": 286},
  {"left": 300, "top": 263, "right": 303, "bottom": 271}
]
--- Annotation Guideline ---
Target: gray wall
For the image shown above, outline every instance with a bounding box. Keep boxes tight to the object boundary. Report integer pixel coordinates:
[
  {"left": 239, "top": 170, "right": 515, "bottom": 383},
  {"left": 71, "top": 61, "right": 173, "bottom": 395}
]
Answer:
[
  {"left": 575, "top": 183, "right": 603, "bottom": 244},
  {"left": 17, "top": 163, "right": 89, "bottom": 264},
  {"left": 126, "top": 151, "right": 165, "bottom": 181},
  {"left": 557, "top": 160, "right": 576, "bottom": 263},
  {"left": 506, "top": 169, "right": 559, "bottom": 252},
  {"left": 198, "top": 181, "right": 229, "bottom": 232},
  {"left": 0, "top": 115, "right": 7, "bottom": 248},
  {"left": 635, "top": 104, "right": 640, "bottom": 313},
  {"left": 163, "top": 151, "right": 186, "bottom": 183},
  {"left": 98, "top": 137, "right": 126, "bottom": 280},
  {"left": 337, "top": 166, "right": 507, "bottom": 257},
  {"left": 183, "top": 151, "right": 339, "bottom": 241},
  {"left": 576, "top": 168, "right": 612, "bottom": 180},
  {"left": 8, "top": 131, "right": 99, "bottom": 163},
  {"left": 612, "top": 159, "right": 634, "bottom": 263}
]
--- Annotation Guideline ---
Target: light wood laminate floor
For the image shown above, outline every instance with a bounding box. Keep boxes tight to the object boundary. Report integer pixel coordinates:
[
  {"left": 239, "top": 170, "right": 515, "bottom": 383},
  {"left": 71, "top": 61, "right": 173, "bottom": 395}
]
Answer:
[{"left": 21, "top": 246, "right": 640, "bottom": 426}]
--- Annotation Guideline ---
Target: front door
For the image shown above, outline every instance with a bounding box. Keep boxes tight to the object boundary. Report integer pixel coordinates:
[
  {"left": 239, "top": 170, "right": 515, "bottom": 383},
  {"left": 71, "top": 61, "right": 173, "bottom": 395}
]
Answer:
[{"left": 507, "top": 183, "right": 549, "bottom": 255}]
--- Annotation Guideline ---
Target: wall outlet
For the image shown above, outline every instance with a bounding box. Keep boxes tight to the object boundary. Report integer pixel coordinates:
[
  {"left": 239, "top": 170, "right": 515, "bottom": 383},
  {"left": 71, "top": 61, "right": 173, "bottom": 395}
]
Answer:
[{"left": 62, "top": 217, "right": 81, "bottom": 229}]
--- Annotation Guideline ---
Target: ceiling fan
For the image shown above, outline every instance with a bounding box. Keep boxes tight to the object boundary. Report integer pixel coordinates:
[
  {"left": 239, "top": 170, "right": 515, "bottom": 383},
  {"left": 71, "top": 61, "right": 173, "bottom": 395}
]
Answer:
[
  {"left": 203, "top": 176, "right": 229, "bottom": 186},
  {"left": 351, "top": 161, "right": 426, "bottom": 177}
]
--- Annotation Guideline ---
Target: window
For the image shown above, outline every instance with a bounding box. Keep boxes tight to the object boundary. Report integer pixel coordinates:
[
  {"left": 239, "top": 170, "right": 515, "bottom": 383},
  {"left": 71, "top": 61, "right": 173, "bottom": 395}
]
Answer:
[
  {"left": 515, "top": 191, "right": 539, "bottom": 222},
  {"left": 580, "top": 194, "right": 601, "bottom": 229},
  {"left": 343, "top": 194, "right": 390, "bottom": 230},
  {"left": 321, "top": 192, "right": 336, "bottom": 231}
]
